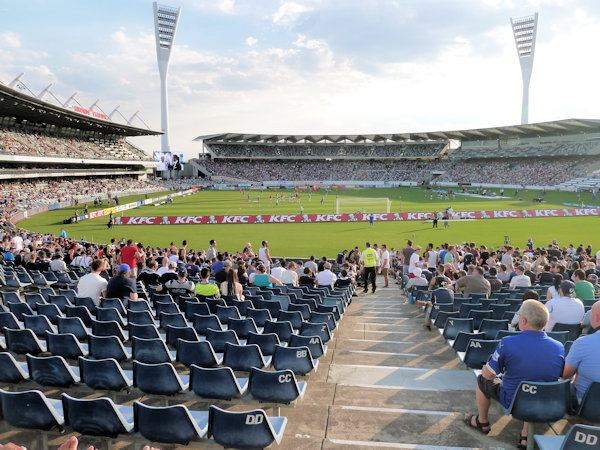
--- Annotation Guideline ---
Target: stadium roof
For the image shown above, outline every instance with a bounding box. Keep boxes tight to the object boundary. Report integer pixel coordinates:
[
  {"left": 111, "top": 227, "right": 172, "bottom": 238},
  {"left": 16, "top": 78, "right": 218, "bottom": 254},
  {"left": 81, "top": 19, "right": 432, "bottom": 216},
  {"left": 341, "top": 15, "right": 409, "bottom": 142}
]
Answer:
[
  {"left": 0, "top": 83, "right": 161, "bottom": 137},
  {"left": 195, "top": 118, "right": 600, "bottom": 144}
]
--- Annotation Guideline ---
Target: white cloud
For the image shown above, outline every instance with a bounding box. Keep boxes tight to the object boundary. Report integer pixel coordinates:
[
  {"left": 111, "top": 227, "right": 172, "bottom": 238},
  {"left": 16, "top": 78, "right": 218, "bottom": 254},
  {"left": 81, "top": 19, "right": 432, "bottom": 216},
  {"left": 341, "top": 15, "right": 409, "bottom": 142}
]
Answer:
[
  {"left": 218, "top": 0, "right": 235, "bottom": 13},
  {"left": 245, "top": 36, "right": 258, "bottom": 46},
  {"left": 272, "top": 1, "right": 312, "bottom": 24},
  {"left": 0, "top": 32, "right": 21, "bottom": 49}
]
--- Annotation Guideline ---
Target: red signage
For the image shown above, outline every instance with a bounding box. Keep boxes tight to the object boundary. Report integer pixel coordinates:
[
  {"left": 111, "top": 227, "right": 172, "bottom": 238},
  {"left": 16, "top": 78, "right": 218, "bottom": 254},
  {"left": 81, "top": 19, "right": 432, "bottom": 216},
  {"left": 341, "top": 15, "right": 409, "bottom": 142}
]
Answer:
[
  {"left": 73, "top": 105, "right": 108, "bottom": 120},
  {"left": 113, "top": 208, "right": 600, "bottom": 225}
]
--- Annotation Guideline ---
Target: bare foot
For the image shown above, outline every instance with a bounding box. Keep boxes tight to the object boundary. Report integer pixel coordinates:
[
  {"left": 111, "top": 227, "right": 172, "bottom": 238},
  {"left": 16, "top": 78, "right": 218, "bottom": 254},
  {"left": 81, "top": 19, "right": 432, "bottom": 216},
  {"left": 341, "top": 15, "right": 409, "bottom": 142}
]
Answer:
[{"left": 57, "top": 437, "right": 78, "bottom": 450}]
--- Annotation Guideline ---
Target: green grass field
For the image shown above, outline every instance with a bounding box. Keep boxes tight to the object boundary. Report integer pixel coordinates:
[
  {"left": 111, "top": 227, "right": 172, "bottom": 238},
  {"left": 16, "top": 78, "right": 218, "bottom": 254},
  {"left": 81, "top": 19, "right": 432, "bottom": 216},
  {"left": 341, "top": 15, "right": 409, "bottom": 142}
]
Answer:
[{"left": 18, "top": 187, "right": 600, "bottom": 258}]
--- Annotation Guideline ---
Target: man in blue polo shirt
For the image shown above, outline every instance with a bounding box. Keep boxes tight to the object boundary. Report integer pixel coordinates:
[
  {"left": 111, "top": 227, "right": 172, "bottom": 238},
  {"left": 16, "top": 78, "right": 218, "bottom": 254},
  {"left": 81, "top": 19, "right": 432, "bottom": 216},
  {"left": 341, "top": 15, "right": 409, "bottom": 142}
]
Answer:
[{"left": 464, "top": 299, "right": 564, "bottom": 449}]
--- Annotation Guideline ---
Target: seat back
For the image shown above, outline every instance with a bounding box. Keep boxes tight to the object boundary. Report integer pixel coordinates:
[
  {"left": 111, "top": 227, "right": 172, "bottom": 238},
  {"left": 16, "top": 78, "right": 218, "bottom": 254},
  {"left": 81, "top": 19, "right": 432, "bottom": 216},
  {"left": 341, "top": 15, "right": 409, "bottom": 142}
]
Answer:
[
  {"left": 249, "top": 367, "right": 301, "bottom": 403},
  {"left": 127, "top": 309, "right": 155, "bottom": 326},
  {"left": 288, "top": 303, "right": 311, "bottom": 320},
  {"left": 177, "top": 339, "right": 220, "bottom": 367},
  {"left": 88, "top": 334, "right": 129, "bottom": 362},
  {"left": 26, "top": 354, "right": 78, "bottom": 387},
  {"left": 442, "top": 318, "right": 474, "bottom": 340},
  {"left": 0, "top": 352, "right": 28, "bottom": 383},
  {"left": 433, "top": 310, "right": 460, "bottom": 329},
  {"left": 192, "top": 314, "right": 223, "bottom": 335},
  {"left": 165, "top": 325, "right": 199, "bottom": 348},
  {"left": 74, "top": 297, "right": 97, "bottom": 314},
  {"left": 132, "top": 336, "right": 172, "bottom": 364},
  {"left": 36, "top": 302, "right": 62, "bottom": 324},
  {"left": 127, "top": 300, "right": 152, "bottom": 313},
  {"left": 478, "top": 319, "right": 509, "bottom": 340},
  {"left": 452, "top": 332, "right": 486, "bottom": 353},
  {"left": 155, "top": 301, "right": 180, "bottom": 316},
  {"left": 508, "top": 379, "right": 570, "bottom": 423},
  {"left": 557, "top": 424, "right": 600, "bottom": 450},
  {"left": 552, "top": 323, "right": 582, "bottom": 342},
  {"left": 300, "top": 321, "right": 332, "bottom": 343},
  {"left": 78, "top": 357, "right": 130, "bottom": 391},
  {"left": 215, "top": 305, "right": 241, "bottom": 324},
  {"left": 264, "top": 320, "right": 294, "bottom": 342},
  {"left": 256, "top": 299, "right": 281, "bottom": 319},
  {"left": 184, "top": 301, "right": 210, "bottom": 321},
  {"left": 272, "top": 344, "right": 315, "bottom": 375},
  {"left": 246, "top": 308, "right": 272, "bottom": 327},
  {"left": 46, "top": 331, "right": 86, "bottom": 359},
  {"left": 227, "top": 317, "right": 258, "bottom": 339},
  {"left": 496, "top": 329, "right": 522, "bottom": 340},
  {"left": 208, "top": 405, "right": 282, "bottom": 449},
  {"left": 463, "top": 339, "right": 500, "bottom": 369},
  {"left": 190, "top": 365, "right": 244, "bottom": 399},
  {"left": 62, "top": 394, "right": 130, "bottom": 438},
  {"left": 0, "top": 389, "right": 63, "bottom": 430},
  {"left": 246, "top": 332, "right": 281, "bottom": 356},
  {"left": 8, "top": 301, "right": 34, "bottom": 321},
  {"left": 134, "top": 401, "right": 203, "bottom": 445},
  {"left": 23, "top": 314, "right": 54, "bottom": 337},
  {"left": 97, "top": 307, "right": 125, "bottom": 325},
  {"left": 48, "top": 294, "right": 72, "bottom": 313},
  {"left": 91, "top": 319, "right": 126, "bottom": 341},
  {"left": 467, "top": 309, "right": 493, "bottom": 329},
  {"left": 0, "top": 311, "right": 20, "bottom": 331},
  {"left": 65, "top": 305, "right": 93, "bottom": 326},
  {"left": 577, "top": 382, "right": 600, "bottom": 423},
  {"left": 101, "top": 298, "right": 126, "bottom": 315},
  {"left": 24, "top": 293, "right": 46, "bottom": 309},
  {"left": 133, "top": 361, "right": 184, "bottom": 395},
  {"left": 159, "top": 312, "right": 188, "bottom": 329},
  {"left": 223, "top": 343, "right": 265, "bottom": 372},
  {"left": 546, "top": 330, "right": 570, "bottom": 345},
  {"left": 206, "top": 328, "right": 239, "bottom": 353},
  {"left": 5, "top": 328, "right": 44, "bottom": 355},
  {"left": 458, "top": 302, "right": 483, "bottom": 319}
]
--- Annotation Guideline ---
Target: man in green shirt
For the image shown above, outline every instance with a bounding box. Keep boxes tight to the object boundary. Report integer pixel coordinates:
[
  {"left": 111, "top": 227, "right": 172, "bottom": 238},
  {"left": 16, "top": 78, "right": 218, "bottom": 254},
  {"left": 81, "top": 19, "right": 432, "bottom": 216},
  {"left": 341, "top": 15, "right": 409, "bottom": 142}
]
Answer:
[
  {"left": 195, "top": 267, "right": 220, "bottom": 298},
  {"left": 573, "top": 269, "right": 595, "bottom": 300}
]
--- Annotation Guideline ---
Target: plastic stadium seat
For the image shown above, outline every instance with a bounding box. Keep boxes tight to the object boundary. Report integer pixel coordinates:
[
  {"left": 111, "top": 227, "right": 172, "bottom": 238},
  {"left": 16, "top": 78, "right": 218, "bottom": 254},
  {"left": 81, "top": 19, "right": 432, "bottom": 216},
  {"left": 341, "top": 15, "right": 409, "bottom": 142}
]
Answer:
[
  {"left": 458, "top": 339, "right": 500, "bottom": 369},
  {"left": 546, "top": 330, "right": 570, "bottom": 345},
  {"left": 430, "top": 303, "right": 453, "bottom": 322},
  {"left": 278, "top": 310, "right": 304, "bottom": 330},
  {"left": 100, "top": 298, "right": 126, "bottom": 316},
  {"left": 36, "top": 302, "right": 62, "bottom": 324},
  {"left": 535, "top": 424, "right": 600, "bottom": 450},
  {"left": 165, "top": 324, "right": 199, "bottom": 348},
  {"left": 288, "top": 303, "right": 311, "bottom": 320},
  {"left": 451, "top": 332, "right": 486, "bottom": 353},
  {"left": 552, "top": 322, "right": 582, "bottom": 342},
  {"left": 48, "top": 294, "right": 72, "bottom": 313},
  {"left": 184, "top": 301, "right": 210, "bottom": 321},
  {"left": 215, "top": 305, "right": 241, "bottom": 324},
  {"left": 458, "top": 303, "right": 483, "bottom": 319},
  {"left": 231, "top": 299, "right": 251, "bottom": 316},
  {"left": 227, "top": 318, "right": 259, "bottom": 339},
  {"left": 189, "top": 365, "right": 248, "bottom": 400},
  {"left": 8, "top": 301, "right": 34, "bottom": 322},
  {"left": 131, "top": 336, "right": 176, "bottom": 364},
  {"left": 46, "top": 331, "right": 88, "bottom": 359},
  {"left": 257, "top": 299, "right": 281, "bottom": 319},
  {"left": 208, "top": 405, "right": 286, "bottom": 449},
  {"left": 503, "top": 379, "right": 571, "bottom": 447},
  {"left": 159, "top": 311, "right": 188, "bottom": 329},
  {"left": 247, "top": 332, "right": 281, "bottom": 357},
  {"left": 478, "top": 319, "right": 509, "bottom": 340},
  {"left": 272, "top": 344, "right": 318, "bottom": 375},
  {"left": 26, "top": 354, "right": 80, "bottom": 387},
  {"left": 203, "top": 298, "right": 225, "bottom": 314},
  {"left": 24, "top": 293, "right": 46, "bottom": 309},
  {"left": 300, "top": 321, "right": 332, "bottom": 343},
  {"left": 1, "top": 291, "right": 22, "bottom": 304},
  {"left": 205, "top": 328, "right": 240, "bottom": 353},
  {"left": 134, "top": 401, "right": 208, "bottom": 444},
  {"left": 249, "top": 367, "right": 307, "bottom": 404},
  {"left": 91, "top": 319, "right": 127, "bottom": 341},
  {"left": 65, "top": 305, "right": 94, "bottom": 326},
  {"left": 467, "top": 309, "right": 493, "bottom": 329},
  {"left": 128, "top": 323, "right": 162, "bottom": 340},
  {"left": 289, "top": 334, "right": 327, "bottom": 358},
  {"left": 496, "top": 330, "right": 522, "bottom": 340},
  {"left": 39, "top": 287, "right": 57, "bottom": 301},
  {"left": 133, "top": 361, "right": 188, "bottom": 395},
  {"left": 126, "top": 299, "right": 152, "bottom": 313},
  {"left": 309, "top": 311, "right": 337, "bottom": 331},
  {"left": 62, "top": 393, "right": 134, "bottom": 438},
  {"left": 5, "top": 328, "right": 46, "bottom": 354},
  {"left": 433, "top": 311, "right": 460, "bottom": 329},
  {"left": 246, "top": 308, "right": 273, "bottom": 327},
  {"left": 57, "top": 316, "right": 88, "bottom": 340},
  {"left": 295, "top": 298, "right": 318, "bottom": 312},
  {"left": 264, "top": 320, "right": 295, "bottom": 342},
  {"left": 74, "top": 296, "right": 97, "bottom": 314},
  {"left": 0, "top": 389, "right": 64, "bottom": 430},
  {"left": 88, "top": 334, "right": 131, "bottom": 362},
  {"left": 78, "top": 357, "right": 133, "bottom": 391},
  {"left": 23, "top": 314, "right": 55, "bottom": 337},
  {"left": 223, "top": 343, "right": 270, "bottom": 371},
  {"left": 155, "top": 301, "right": 181, "bottom": 316},
  {"left": 577, "top": 382, "right": 600, "bottom": 424},
  {"left": 59, "top": 289, "right": 77, "bottom": 302},
  {"left": 0, "top": 311, "right": 21, "bottom": 331},
  {"left": 442, "top": 318, "right": 474, "bottom": 340},
  {"left": 0, "top": 352, "right": 29, "bottom": 383},
  {"left": 491, "top": 303, "right": 510, "bottom": 320},
  {"left": 317, "top": 304, "right": 341, "bottom": 321},
  {"left": 177, "top": 339, "right": 223, "bottom": 367},
  {"left": 97, "top": 307, "right": 126, "bottom": 326}
]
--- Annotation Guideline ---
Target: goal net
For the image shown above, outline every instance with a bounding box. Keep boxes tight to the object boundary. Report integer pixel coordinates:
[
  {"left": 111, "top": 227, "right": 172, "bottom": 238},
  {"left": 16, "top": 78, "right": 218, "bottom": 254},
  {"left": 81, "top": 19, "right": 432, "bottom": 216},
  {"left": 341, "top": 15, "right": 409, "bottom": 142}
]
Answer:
[{"left": 335, "top": 197, "right": 391, "bottom": 214}]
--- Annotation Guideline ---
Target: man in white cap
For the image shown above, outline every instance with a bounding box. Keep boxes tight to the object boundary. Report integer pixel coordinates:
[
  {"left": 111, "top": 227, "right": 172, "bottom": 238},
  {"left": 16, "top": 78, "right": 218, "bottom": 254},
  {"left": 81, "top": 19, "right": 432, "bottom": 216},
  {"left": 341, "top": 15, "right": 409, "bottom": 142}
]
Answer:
[{"left": 405, "top": 267, "right": 428, "bottom": 291}]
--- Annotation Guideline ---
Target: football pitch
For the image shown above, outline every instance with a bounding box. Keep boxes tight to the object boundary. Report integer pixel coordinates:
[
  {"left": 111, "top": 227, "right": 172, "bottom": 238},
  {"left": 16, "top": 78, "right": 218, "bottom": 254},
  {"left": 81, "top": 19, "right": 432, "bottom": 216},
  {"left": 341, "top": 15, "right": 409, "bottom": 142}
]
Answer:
[{"left": 19, "top": 187, "right": 600, "bottom": 257}]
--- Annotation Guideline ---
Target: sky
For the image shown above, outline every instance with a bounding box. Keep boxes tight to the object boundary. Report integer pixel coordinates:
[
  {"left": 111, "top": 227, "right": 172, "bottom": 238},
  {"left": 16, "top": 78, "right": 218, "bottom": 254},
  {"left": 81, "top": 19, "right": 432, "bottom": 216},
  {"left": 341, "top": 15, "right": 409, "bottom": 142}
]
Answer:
[{"left": 1, "top": 0, "right": 600, "bottom": 158}]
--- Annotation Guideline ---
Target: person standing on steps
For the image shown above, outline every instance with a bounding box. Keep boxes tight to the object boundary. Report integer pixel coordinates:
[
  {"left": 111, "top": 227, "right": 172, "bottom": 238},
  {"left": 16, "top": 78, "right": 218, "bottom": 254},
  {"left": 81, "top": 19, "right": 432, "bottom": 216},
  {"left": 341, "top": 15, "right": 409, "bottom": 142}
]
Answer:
[{"left": 361, "top": 242, "right": 377, "bottom": 294}]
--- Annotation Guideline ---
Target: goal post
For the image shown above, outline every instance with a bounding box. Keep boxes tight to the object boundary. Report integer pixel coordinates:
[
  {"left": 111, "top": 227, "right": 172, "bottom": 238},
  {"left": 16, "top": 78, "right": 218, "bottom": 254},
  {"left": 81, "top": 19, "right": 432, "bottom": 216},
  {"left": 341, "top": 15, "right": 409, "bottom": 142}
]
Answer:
[{"left": 335, "top": 197, "right": 391, "bottom": 214}]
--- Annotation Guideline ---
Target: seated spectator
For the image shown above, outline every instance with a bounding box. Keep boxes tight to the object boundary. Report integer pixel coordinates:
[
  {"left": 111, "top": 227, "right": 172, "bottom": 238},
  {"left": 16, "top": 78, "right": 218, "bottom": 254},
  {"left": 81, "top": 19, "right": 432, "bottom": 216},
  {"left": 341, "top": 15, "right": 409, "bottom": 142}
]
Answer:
[
  {"left": 455, "top": 266, "right": 491, "bottom": 298},
  {"left": 105, "top": 264, "right": 138, "bottom": 304},
  {"left": 497, "top": 264, "right": 511, "bottom": 284},
  {"left": 522, "top": 262, "right": 536, "bottom": 285},
  {"left": 334, "top": 269, "right": 353, "bottom": 288},
  {"left": 486, "top": 267, "right": 503, "bottom": 292},
  {"left": 156, "top": 257, "right": 170, "bottom": 275},
  {"left": 562, "top": 301, "right": 600, "bottom": 406},
  {"left": 464, "top": 300, "right": 564, "bottom": 448},
  {"left": 158, "top": 261, "right": 178, "bottom": 285},
  {"left": 509, "top": 290, "right": 539, "bottom": 329},
  {"left": 271, "top": 260, "right": 285, "bottom": 280},
  {"left": 195, "top": 267, "right": 220, "bottom": 298},
  {"left": 49, "top": 252, "right": 67, "bottom": 272},
  {"left": 185, "top": 256, "right": 201, "bottom": 277},
  {"left": 250, "top": 264, "right": 283, "bottom": 288},
  {"left": 281, "top": 261, "right": 299, "bottom": 286},
  {"left": 299, "top": 267, "right": 316, "bottom": 286},
  {"left": 76, "top": 259, "right": 107, "bottom": 306},
  {"left": 537, "top": 264, "right": 554, "bottom": 284},
  {"left": 405, "top": 267, "right": 429, "bottom": 291},
  {"left": 214, "top": 260, "right": 231, "bottom": 284},
  {"left": 509, "top": 266, "right": 532, "bottom": 289},
  {"left": 220, "top": 269, "right": 244, "bottom": 300},
  {"left": 316, "top": 262, "right": 337, "bottom": 287},
  {"left": 137, "top": 260, "right": 160, "bottom": 286},
  {"left": 237, "top": 261, "right": 249, "bottom": 286},
  {"left": 423, "top": 276, "right": 453, "bottom": 330},
  {"left": 159, "top": 268, "right": 195, "bottom": 297},
  {"left": 573, "top": 269, "right": 595, "bottom": 301},
  {"left": 545, "top": 280, "right": 585, "bottom": 332}
]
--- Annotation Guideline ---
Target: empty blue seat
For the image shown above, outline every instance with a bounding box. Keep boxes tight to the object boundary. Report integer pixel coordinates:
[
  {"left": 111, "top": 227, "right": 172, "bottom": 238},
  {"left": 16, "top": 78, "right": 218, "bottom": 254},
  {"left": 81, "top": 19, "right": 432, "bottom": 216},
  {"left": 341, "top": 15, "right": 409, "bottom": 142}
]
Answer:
[
  {"left": 128, "top": 322, "right": 162, "bottom": 340},
  {"left": 491, "top": 303, "right": 510, "bottom": 320},
  {"left": 74, "top": 296, "right": 97, "bottom": 314},
  {"left": 91, "top": 319, "right": 127, "bottom": 341},
  {"left": 288, "top": 302, "right": 311, "bottom": 320},
  {"left": 46, "top": 331, "right": 88, "bottom": 359},
  {"left": 467, "top": 309, "right": 493, "bottom": 329},
  {"left": 132, "top": 336, "right": 175, "bottom": 364},
  {"left": 1, "top": 291, "right": 21, "bottom": 304},
  {"left": 458, "top": 339, "right": 500, "bottom": 369},
  {"left": 65, "top": 305, "right": 94, "bottom": 326},
  {"left": 451, "top": 332, "right": 486, "bottom": 353},
  {"left": 203, "top": 298, "right": 226, "bottom": 314},
  {"left": 97, "top": 307, "right": 126, "bottom": 326},
  {"left": 127, "top": 309, "right": 156, "bottom": 327},
  {"left": 23, "top": 314, "right": 55, "bottom": 337},
  {"left": 184, "top": 301, "right": 210, "bottom": 321},
  {"left": 8, "top": 301, "right": 34, "bottom": 322},
  {"left": 264, "top": 320, "right": 294, "bottom": 342},
  {"left": 289, "top": 334, "right": 327, "bottom": 358},
  {"left": 458, "top": 302, "right": 482, "bottom": 319},
  {"left": 62, "top": 393, "right": 134, "bottom": 437},
  {"left": 48, "top": 294, "right": 72, "bottom": 313},
  {"left": 223, "top": 343, "right": 269, "bottom": 371},
  {"left": 247, "top": 332, "right": 281, "bottom": 356},
  {"left": 546, "top": 330, "right": 570, "bottom": 345},
  {"left": 215, "top": 305, "right": 241, "bottom": 323},
  {"left": 317, "top": 304, "right": 341, "bottom": 321},
  {"left": 272, "top": 344, "right": 318, "bottom": 375},
  {"left": 5, "top": 327, "right": 46, "bottom": 354},
  {"left": 0, "top": 352, "right": 29, "bottom": 383},
  {"left": 300, "top": 321, "right": 332, "bottom": 343},
  {"left": 0, "top": 311, "right": 21, "bottom": 331},
  {"left": 24, "top": 293, "right": 46, "bottom": 309},
  {"left": 249, "top": 367, "right": 307, "bottom": 404},
  {"left": 165, "top": 324, "right": 199, "bottom": 348},
  {"left": 231, "top": 299, "right": 251, "bottom": 316},
  {"left": 206, "top": 328, "right": 240, "bottom": 353},
  {"left": 192, "top": 314, "right": 224, "bottom": 335},
  {"left": 36, "top": 302, "right": 62, "bottom": 324},
  {"left": 552, "top": 323, "right": 582, "bottom": 342},
  {"left": 577, "top": 382, "right": 600, "bottom": 424},
  {"left": 246, "top": 308, "right": 272, "bottom": 327},
  {"left": 208, "top": 405, "right": 286, "bottom": 449},
  {"left": 278, "top": 310, "right": 304, "bottom": 330},
  {"left": 0, "top": 389, "right": 64, "bottom": 430},
  {"left": 134, "top": 401, "right": 208, "bottom": 444},
  {"left": 257, "top": 299, "right": 281, "bottom": 319},
  {"left": 189, "top": 365, "right": 248, "bottom": 399},
  {"left": 78, "top": 356, "right": 133, "bottom": 391},
  {"left": 101, "top": 298, "right": 126, "bottom": 315},
  {"left": 26, "top": 354, "right": 80, "bottom": 387},
  {"left": 159, "top": 311, "right": 188, "bottom": 329},
  {"left": 127, "top": 299, "right": 152, "bottom": 313},
  {"left": 133, "top": 361, "right": 188, "bottom": 395},
  {"left": 155, "top": 301, "right": 181, "bottom": 316},
  {"left": 535, "top": 424, "right": 600, "bottom": 450},
  {"left": 478, "top": 319, "right": 509, "bottom": 340},
  {"left": 59, "top": 289, "right": 77, "bottom": 302},
  {"left": 88, "top": 334, "right": 131, "bottom": 361},
  {"left": 309, "top": 311, "right": 337, "bottom": 331},
  {"left": 496, "top": 329, "right": 522, "bottom": 340},
  {"left": 443, "top": 318, "right": 474, "bottom": 340},
  {"left": 227, "top": 318, "right": 259, "bottom": 339},
  {"left": 39, "top": 287, "right": 57, "bottom": 301},
  {"left": 433, "top": 310, "right": 460, "bottom": 329},
  {"left": 177, "top": 339, "right": 222, "bottom": 367}
]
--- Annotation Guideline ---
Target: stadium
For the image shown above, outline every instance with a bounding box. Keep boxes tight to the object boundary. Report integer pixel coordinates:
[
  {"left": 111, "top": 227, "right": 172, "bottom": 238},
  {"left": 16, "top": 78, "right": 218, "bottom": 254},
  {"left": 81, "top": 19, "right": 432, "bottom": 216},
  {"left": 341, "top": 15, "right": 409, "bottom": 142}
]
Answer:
[{"left": 1, "top": 2, "right": 599, "bottom": 450}]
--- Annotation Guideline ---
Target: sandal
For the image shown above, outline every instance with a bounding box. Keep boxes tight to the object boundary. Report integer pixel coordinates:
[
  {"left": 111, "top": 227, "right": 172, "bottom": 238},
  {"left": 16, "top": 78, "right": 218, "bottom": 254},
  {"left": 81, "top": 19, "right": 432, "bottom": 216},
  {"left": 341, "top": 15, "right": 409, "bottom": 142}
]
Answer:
[
  {"left": 517, "top": 436, "right": 527, "bottom": 449},
  {"left": 463, "top": 413, "right": 490, "bottom": 435}
]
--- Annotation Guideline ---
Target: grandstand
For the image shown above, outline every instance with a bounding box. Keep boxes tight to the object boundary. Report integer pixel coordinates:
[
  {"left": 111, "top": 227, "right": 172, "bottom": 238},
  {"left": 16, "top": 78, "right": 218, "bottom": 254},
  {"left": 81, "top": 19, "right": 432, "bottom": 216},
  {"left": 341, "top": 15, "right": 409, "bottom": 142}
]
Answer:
[{"left": 193, "top": 119, "right": 600, "bottom": 188}]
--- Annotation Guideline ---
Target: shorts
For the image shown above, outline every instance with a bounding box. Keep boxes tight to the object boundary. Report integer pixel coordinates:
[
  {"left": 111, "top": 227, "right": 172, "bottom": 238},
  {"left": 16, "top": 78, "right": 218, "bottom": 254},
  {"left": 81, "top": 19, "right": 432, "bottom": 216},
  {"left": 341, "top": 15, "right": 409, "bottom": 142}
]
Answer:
[
  {"left": 382, "top": 268, "right": 389, "bottom": 277},
  {"left": 477, "top": 374, "right": 502, "bottom": 401}
]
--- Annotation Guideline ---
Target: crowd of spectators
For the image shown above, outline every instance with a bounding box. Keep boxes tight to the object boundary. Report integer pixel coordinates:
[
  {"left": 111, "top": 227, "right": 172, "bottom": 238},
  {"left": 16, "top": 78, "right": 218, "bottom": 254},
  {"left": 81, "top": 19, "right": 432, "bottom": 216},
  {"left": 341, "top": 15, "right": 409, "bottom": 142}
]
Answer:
[
  {"left": 0, "top": 126, "right": 150, "bottom": 161},
  {"left": 199, "top": 157, "right": 582, "bottom": 185},
  {"left": 453, "top": 140, "right": 600, "bottom": 159}
]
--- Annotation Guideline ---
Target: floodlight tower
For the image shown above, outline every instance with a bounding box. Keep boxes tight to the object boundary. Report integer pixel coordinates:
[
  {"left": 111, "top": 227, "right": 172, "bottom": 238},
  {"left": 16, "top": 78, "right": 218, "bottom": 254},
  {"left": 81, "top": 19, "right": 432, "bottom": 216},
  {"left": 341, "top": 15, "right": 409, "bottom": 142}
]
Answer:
[
  {"left": 153, "top": 2, "right": 181, "bottom": 153},
  {"left": 510, "top": 13, "right": 538, "bottom": 125}
]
